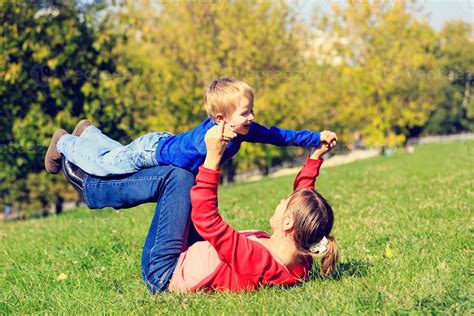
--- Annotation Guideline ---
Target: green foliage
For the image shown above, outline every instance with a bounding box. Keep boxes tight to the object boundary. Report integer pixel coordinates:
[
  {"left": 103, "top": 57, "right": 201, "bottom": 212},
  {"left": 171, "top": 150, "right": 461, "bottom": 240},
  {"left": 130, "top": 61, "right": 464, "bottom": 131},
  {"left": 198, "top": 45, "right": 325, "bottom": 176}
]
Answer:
[
  {"left": 1, "top": 0, "right": 473, "bottom": 215},
  {"left": 0, "top": 142, "right": 472, "bottom": 313},
  {"left": 108, "top": 0, "right": 308, "bottom": 169},
  {"left": 424, "top": 21, "right": 474, "bottom": 135},
  {"left": 314, "top": 1, "right": 445, "bottom": 146},
  {"left": 0, "top": 0, "right": 110, "bottom": 213}
]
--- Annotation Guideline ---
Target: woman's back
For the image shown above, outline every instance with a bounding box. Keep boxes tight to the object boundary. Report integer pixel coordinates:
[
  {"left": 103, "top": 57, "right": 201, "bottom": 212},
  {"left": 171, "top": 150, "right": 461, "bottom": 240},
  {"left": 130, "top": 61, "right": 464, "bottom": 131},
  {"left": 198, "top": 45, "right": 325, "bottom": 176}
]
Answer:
[{"left": 169, "top": 230, "right": 313, "bottom": 292}]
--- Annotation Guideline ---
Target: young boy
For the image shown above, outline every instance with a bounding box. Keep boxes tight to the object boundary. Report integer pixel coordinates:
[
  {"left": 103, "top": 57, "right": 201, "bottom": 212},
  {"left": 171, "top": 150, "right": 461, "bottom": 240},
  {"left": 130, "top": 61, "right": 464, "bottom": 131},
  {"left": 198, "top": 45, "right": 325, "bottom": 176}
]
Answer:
[{"left": 45, "top": 77, "right": 337, "bottom": 176}]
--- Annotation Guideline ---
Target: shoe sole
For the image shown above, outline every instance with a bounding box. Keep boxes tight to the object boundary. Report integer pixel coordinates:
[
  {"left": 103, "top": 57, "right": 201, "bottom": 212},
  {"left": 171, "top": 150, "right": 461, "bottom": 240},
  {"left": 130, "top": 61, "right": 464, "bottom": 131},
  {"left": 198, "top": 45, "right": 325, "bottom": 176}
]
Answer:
[
  {"left": 44, "top": 129, "right": 67, "bottom": 174},
  {"left": 72, "top": 119, "right": 91, "bottom": 137}
]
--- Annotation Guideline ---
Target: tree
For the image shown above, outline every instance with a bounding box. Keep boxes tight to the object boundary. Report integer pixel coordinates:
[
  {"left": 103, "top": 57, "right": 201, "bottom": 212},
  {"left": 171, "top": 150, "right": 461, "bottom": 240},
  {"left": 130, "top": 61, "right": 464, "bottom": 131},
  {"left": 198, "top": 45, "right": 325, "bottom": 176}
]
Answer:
[
  {"left": 424, "top": 21, "right": 474, "bottom": 135},
  {"left": 101, "top": 0, "right": 311, "bottom": 172},
  {"left": 0, "top": 0, "right": 115, "bottom": 215},
  {"left": 2, "top": 0, "right": 473, "bottom": 216},
  {"left": 311, "top": 1, "right": 445, "bottom": 147}
]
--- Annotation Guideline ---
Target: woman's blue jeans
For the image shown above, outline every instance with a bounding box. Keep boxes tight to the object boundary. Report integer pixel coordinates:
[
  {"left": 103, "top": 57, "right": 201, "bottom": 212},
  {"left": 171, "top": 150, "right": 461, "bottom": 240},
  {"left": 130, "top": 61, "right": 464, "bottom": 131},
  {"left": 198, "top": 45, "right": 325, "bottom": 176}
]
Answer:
[{"left": 81, "top": 165, "right": 200, "bottom": 293}]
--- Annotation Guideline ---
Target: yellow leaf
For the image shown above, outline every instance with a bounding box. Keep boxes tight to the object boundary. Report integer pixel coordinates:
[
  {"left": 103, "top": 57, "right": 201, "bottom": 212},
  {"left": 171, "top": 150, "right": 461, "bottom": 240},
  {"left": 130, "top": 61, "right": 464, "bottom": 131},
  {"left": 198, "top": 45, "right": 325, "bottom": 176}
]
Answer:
[
  {"left": 47, "top": 59, "right": 58, "bottom": 70},
  {"left": 57, "top": 273, "right": 68, "bottom": 281},
  {"left": 384, "top": 245, "right": 395, "bottom": 258},
  {"left": 436, "top": 262, "right": 447, "bottom": 271}
]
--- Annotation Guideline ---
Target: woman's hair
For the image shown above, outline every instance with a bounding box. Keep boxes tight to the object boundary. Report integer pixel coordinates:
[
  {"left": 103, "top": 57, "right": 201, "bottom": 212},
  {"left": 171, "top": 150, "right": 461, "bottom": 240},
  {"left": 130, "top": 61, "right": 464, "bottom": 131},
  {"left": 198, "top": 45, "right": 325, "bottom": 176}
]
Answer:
[
  {"left": 203, "top": 77, "right": 254, "bottom": 119},
  {"left": 286, "top": 188, "right": 339, "bottom": 277}
]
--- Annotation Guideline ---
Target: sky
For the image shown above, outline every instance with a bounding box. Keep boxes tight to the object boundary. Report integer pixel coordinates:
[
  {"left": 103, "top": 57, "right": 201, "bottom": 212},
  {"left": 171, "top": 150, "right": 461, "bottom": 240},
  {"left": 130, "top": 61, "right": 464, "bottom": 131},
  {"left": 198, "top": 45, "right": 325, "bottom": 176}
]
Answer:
[
  {"left": 420, "top": 0, "right": 473, "bottom": 30},
  {"left": 309, "top": 0, "right": 473, "bottom": 31},
  {"left": 78, "top": 0, "right": 473, "bottom": 31}
]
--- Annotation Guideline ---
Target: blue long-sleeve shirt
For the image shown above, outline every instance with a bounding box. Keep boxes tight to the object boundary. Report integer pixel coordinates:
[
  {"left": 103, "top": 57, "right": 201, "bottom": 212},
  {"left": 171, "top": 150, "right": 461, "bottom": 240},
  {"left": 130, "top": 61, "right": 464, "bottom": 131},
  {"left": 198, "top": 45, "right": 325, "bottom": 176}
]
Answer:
[{"left": 155, "top": 118, "right": 321, "bottom": 174}]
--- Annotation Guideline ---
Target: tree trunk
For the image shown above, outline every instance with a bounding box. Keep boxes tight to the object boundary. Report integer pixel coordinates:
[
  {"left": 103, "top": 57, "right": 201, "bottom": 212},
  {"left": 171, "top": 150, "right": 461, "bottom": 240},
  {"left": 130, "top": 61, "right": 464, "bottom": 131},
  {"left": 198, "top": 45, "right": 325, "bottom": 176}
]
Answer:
[
  {"left": 55, "top": 196, "right": 64, "bottom": 214},
  {"left": 226, "top": 159, "right": 237, "bottom": 183},
  {"left": 462, "top": 73, "right": 472, "bottom": 109}
]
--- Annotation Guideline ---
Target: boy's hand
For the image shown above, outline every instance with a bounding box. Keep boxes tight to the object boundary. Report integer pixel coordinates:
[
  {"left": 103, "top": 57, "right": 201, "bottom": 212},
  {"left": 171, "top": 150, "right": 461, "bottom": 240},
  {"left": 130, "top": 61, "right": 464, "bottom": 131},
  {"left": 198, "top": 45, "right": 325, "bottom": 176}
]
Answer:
[
  {"left": 320, "top": 130, "right": 337, "bottom": 148},
  {"left": 203, "top": 121, "right": 230, "bottom": 170},
  {"left": 311, "top": 130, "right": 337, "bottom": 160}
]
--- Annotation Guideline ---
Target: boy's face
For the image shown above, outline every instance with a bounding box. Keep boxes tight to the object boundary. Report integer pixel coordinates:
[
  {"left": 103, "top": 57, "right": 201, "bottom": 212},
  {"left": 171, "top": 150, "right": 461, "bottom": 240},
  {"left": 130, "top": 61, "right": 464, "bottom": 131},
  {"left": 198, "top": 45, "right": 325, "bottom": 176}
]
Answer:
[{"left": 226, "top": 96, "right": 255, "bottom": 135}]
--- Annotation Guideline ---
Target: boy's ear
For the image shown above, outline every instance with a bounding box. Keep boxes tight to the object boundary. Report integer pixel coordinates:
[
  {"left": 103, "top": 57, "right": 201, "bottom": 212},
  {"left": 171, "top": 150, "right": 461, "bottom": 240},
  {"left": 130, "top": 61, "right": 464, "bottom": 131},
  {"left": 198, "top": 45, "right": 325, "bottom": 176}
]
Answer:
[{"left": 214, "top": 113, "right": 225, "bottom": 123}]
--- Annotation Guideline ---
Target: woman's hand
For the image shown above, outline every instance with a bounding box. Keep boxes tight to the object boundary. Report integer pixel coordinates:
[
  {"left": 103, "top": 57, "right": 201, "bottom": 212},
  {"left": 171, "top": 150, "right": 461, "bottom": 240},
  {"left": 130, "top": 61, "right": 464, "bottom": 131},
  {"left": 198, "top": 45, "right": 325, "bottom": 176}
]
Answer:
[{"left": 203, "top": 121, "right": 234, "bottom": 170}]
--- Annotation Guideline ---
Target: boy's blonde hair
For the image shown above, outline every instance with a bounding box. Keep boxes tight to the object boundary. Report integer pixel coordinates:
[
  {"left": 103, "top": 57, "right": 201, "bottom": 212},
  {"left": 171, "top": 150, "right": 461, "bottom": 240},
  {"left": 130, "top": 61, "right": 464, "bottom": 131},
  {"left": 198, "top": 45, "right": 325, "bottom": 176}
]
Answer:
[{"left": 203, "top": 77, "right": 254, "bottom": 119}]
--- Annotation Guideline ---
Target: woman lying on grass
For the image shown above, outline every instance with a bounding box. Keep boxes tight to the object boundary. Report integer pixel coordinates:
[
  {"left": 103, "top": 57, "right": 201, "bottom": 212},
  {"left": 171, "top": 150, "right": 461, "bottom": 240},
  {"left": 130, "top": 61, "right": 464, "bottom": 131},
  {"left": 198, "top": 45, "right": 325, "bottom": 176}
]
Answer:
[
  {"left": 174, "top": 121, "right": 339, "bottom": 292},
  {"left": 62, "top": 122, "right": 338, "bottom": 293}
]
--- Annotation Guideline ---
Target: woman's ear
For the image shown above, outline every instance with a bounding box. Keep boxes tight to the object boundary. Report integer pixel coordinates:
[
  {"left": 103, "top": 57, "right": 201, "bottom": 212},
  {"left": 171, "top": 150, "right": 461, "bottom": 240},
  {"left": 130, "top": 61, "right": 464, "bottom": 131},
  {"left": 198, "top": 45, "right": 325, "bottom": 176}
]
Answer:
[{"left": 282, "top": 216, "right": 294, "bottom": 234}]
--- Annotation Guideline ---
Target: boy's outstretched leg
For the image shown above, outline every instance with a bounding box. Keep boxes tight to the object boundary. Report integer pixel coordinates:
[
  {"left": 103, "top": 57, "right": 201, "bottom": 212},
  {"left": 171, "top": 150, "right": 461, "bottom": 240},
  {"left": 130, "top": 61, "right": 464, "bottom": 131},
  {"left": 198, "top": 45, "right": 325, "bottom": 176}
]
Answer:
[
  {"left": 72, "top": 119, "right": 123, "bottom": 150},
  {"left": 57, "top": 131, "right": 169, "bottom": 177},
  {"left": 78, "top": 123, "right": 123, "bottom": 150},
  {"left": 56, "top": 133, "right": 122, "bottom": 176},
  {"left": 44, "top": 129, "right": 68, "bottom": 174}
]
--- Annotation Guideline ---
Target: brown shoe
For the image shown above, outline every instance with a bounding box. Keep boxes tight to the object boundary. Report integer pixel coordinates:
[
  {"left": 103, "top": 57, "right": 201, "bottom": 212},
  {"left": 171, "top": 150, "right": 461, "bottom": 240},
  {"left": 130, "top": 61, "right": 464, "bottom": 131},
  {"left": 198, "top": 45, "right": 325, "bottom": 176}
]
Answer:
[
  {"left": 45, "top": 129, "right": 68, "bottom": 174},
  {"left": 72, "top": 119, "right": 92, "bottom": 137}
]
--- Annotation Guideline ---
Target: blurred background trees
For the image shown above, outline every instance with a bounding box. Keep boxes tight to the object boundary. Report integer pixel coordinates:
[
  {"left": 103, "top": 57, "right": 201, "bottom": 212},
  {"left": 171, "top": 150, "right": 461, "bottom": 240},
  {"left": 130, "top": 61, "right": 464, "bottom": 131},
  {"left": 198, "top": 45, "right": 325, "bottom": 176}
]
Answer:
[{"left": 1, "top": 0, "right": 473, "bottom": 216}]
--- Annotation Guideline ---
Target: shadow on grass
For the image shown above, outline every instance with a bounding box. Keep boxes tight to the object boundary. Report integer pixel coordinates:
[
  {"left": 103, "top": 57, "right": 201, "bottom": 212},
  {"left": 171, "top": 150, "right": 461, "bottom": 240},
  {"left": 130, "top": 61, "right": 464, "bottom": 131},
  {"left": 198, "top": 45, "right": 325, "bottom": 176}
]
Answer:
[{"left": 309, "top": 259, "right": 372, "bottom": 281}]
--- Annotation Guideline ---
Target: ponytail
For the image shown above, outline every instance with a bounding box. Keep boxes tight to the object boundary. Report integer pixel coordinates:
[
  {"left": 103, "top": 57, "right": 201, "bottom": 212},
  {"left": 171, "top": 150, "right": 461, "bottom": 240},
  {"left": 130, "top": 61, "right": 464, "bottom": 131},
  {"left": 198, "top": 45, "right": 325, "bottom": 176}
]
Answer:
[
  {"left": 318, "top": 236, "right": 339, "bottom": 277},
  {"left": 287, "top": 189, "right": 339, "bottom": 278}
]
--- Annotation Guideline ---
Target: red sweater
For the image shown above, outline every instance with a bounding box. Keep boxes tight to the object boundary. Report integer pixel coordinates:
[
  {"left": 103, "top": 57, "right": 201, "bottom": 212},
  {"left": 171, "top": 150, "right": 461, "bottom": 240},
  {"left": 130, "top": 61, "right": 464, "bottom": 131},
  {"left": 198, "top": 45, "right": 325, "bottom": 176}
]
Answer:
[{"left": 168, "top": 157, "right": 324, "bottom": 292}]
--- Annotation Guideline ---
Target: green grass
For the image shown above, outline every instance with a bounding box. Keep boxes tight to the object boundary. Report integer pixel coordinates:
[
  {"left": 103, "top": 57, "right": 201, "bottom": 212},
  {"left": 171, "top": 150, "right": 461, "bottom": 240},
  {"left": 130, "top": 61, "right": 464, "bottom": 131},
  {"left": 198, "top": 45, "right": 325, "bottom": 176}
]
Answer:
[{"left": 1, "top": 142, "right": 473, "bottom": 314}]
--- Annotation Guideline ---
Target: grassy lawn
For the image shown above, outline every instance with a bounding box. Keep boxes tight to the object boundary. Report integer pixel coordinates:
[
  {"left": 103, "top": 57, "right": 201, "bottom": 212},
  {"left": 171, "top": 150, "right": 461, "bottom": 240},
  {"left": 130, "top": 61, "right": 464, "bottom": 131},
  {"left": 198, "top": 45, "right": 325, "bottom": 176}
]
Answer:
[{"left": 1, "top": 142, "right": 472, "bottom": 314}]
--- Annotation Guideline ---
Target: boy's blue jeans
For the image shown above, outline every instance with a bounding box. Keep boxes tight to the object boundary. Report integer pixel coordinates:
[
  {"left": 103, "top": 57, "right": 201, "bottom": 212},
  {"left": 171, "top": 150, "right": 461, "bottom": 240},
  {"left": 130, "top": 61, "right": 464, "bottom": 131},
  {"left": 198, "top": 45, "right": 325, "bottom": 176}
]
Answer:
[
  {"left": 82, "top": 164, "right": 200, "bottom": 293},
  {"left": 57, "top": 125, "right": 172, "bottom": 176}
]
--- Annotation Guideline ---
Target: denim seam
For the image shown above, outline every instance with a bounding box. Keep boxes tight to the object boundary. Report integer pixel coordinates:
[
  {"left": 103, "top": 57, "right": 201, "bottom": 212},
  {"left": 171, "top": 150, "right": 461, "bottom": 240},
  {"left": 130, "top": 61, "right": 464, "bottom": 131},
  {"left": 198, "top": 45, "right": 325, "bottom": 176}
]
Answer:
[
  {"left": 152, "top": 267, "right": 168, "bottom": 287},
  {"left": 86, "top": 176, "right": 163, "bottom": 187},
  {"left": 148, "top": 179, "right": 172, "bottom": 289},
  {"left": 82, "top": 174, "right": 90, "bottom": 206},
  {"left": 150, "top": 263, "right": 176, "bottom": 291},
  {"left": 150, "top": 194, "right": 165, "bottom": 271},
  {"left": 83, "top": 175, "right": 164, "bottom": 207},
  {"left": 143, "top": 274, "right": 160, "bottom": 294}
]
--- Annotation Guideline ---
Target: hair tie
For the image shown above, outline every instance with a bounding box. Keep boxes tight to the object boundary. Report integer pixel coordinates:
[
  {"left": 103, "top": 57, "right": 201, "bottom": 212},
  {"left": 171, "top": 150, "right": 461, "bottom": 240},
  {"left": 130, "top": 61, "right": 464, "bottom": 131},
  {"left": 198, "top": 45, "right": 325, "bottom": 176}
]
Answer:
[{"left": 309, "top": 236, "right": 329, "bottom": 254}]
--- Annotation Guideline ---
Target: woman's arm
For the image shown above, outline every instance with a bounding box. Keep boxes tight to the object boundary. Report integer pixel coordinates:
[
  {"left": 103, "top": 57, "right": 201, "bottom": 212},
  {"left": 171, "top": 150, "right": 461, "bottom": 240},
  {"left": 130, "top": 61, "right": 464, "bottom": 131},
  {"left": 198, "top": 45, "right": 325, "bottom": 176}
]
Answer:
[
  {"left": 191, "top": 166, "right": 278, "bottom": 273},
  {"left": 293, "top": 142, "right": 334, "bottom": 191},
  {"left": 192, "top": 122, "right": 282, "bottom": 277}
]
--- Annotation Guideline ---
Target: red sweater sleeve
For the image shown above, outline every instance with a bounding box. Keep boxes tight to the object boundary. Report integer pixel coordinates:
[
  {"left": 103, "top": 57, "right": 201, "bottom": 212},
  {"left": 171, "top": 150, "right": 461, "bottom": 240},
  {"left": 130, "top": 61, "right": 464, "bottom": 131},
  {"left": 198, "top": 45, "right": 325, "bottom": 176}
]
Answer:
[
  {"left": 191, "top": 166, "right": 285, "bottom": 281},
  {"left": 293, "top": 156, "right": 324, "bottom": 191}
]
